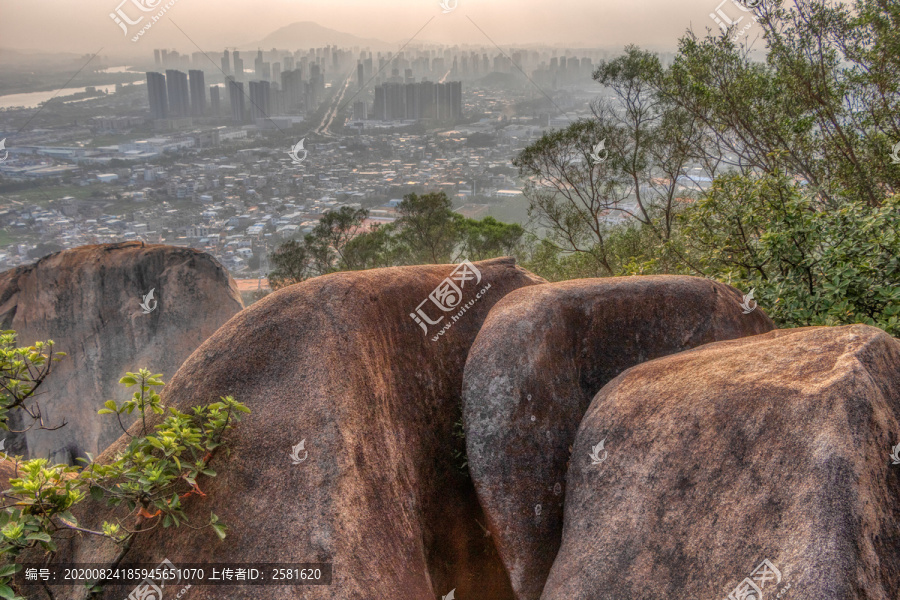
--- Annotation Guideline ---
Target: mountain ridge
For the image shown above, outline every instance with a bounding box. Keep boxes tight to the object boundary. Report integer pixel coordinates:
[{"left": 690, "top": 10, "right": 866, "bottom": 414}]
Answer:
[{"left": 245, "top": 21, "right": 392, "bottom": 51}]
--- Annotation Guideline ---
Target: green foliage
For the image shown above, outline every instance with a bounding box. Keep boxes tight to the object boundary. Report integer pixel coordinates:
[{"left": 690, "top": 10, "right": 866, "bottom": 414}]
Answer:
[
  {"left": 521, "top": 239, "right": 609, "bottom": 282},
  {"left": 512, "top": 0, "right": 900, "bottom": 335},
  {"left": 450, "top": 418, "right": 468, "bottom": 477},
  {"left": 0, "top": 332, "right": 65, "bottom": 431},
  {"left": 268, "top": 191, "right": 527, "bottom": 288},
  {"left": 0, "top": 367, "right": 249, "bottom": 598},
  {"left": 459, "top": 217, "right": 526, "bottom": 262},
  {"left": 680, "top": 173, "right": 900, "bottom": 335},
  {"left": 513, "top": 46, "right": 703, "bottom": 277},
  {"left": 513, "top": 118, "right": 628, "bottom": 276},
  {"left": 306, "top": 206, "right": 371, "bottom": 273},
  {"left": 342, "top": 223, "right": 398, "bottom": 270},
  {"left": 268, "top": 239, "right": 312, "bottom": 290},
  {"left": 655, "top": 0, "right": 900, "bottom": 206},
  {"left": 393, "top": 192, "right": 465, "bottom": 264},
  {"left": 268, "top": 206, "right": 374, "bottom": 289}
]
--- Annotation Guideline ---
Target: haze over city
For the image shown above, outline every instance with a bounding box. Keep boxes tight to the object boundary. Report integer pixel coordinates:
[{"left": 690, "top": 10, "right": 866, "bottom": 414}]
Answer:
[{"left": 2, "top": 0, "right": 725, "bottom": 56}]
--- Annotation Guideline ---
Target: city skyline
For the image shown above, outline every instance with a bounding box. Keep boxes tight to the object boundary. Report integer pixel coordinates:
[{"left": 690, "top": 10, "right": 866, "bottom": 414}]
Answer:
[{"left": 136, "top": 42, "right": 601, "bottom": 128}]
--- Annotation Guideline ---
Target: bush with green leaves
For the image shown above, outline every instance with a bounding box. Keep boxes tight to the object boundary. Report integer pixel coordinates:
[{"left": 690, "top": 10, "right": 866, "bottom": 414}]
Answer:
[
  {"left": 0, "top": 367, "right": 248, "bottom": 600},
  {"left": 0, "top": 332, "right": 65, "bottom": 432},
  {"left": 679, "top": 173, "right": 900, "bottom": 336}
]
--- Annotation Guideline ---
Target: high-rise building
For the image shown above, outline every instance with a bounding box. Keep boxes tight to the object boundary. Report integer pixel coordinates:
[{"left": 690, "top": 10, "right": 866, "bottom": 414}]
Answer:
[
  {"left": 146, "top": 71, "right": 168, "bottom": 119},
  {"left": 308, "top": 64, "right": 322, "bottom": 107},
  {"left": 165, "top": 70, "right": 190, "bottom": 117},
  {"left": 209, "top": 85, "right": 221, "bottom": 116},
  {"left": 221, "top": 50, "right": 231, "bottom": 76},
  {"left": 281, "top": 69, "right": 304, "bottom": 114},
  {"left": 405, "top": 83, "right": 420, "bottom": 120},
  {"left": 436, "top": 81, "right": 451, "bottom": 120},
  {"left": 372, "top": 80, "right": 462, "bottom": 122},
  {"left": 233, "top": 52, "right": 244, "bottom": 80},
  {"left": 386, "top": 82, "right": 404, "bottom": 120},
  {"left": 248, "top": 80, "right": 271, "bottom": 122},
  {"left": 447, "top": 81, "right": 462, "bottom": 120},
  {"left": 254, "top": 49, "right": 264, "bottom": 79},
  {"left": 154, "top": 49, "right": 161, "bottom": 66},
  {"left": 373, "top": 85, "right": 385, "bottom": 120},
  {"left": 271, "top": 84, "right": 285, "bottom": 116},
  {"left": 188, "top": 70, "right": 207, "bottom": 116},
  {"left": 358, "top": 62, "right": 364, "bottom": 89},
  {"left": 228, "top": 79, "right": 246, "bottom": 123},
  {"left": 352, "top": 100, "right": 367, "bottom": 120},
  {"left": 419, "top": 80, "right": 435, "bottom": 119}
]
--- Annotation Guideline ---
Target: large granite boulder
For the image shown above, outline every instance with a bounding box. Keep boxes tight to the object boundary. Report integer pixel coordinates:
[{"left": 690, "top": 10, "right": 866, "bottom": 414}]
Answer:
[
  {"left": 44, "top": 258, "right": 545, "bottom": 600},
  {"left": 462, "top": 276, "right": 775, "bottom": 599},
  {"left": 0, "top": 242, "right": 243, "bottom": 461},
  {"left": 543, "top": 325, "right": 900, "bottom": 600}
]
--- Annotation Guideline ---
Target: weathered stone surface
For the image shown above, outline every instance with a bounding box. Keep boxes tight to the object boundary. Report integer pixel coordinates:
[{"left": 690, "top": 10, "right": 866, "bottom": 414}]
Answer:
[
  {"left": 462, "top": 276, "right": 775, "bottom": 599},
  {"left": 0, "top": 459, "right": 17, "bottom": 492},
  {"left": 0, "top": 242, "right": 243, "bottom": 461},
  {"left": 543, "top": 325, "right": 900, "bottom": 600},
  {"left": 45, "top": 258, "right": 544, "bottom": 600}
]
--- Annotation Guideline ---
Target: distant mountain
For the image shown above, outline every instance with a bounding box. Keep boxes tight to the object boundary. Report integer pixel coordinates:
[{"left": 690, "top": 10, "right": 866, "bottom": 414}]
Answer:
[
  {"left": 0, "top": 48, "right": 89, "bottom": 69},
  {"left": 248, "top": 22, "right": 390, "bottom": 51}
]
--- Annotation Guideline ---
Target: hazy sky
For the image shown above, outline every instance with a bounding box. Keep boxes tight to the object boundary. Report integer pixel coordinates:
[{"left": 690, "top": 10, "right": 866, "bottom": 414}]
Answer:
[{"left": 0, "top": 0, "right": 730, "bottom": 58}]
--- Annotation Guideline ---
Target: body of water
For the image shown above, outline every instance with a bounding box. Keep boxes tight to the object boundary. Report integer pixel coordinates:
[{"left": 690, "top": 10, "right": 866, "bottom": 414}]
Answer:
[
  {"left": 98, "top": 66, "right": 135, "bottom": 73},
  {"left": 0, "top": 81, "right": 143, "bottom": 110}
]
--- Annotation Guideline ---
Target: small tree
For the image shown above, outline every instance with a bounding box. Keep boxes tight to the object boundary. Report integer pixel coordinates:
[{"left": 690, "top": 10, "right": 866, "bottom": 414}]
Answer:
[
  {"left": 267, "top": 208, "right": 370, "bottom": 290},
  {"left": 268, "top": 240, "right": 313, "bottom": 290},
  {"left": 458, "top": 217, "right": 525, "bottom": 261},
  {"left": 304, "top": 206, "right": 370, "bottom": 273},
  {"left": 394, "top": 192, "right": 464, "bottom": 264}
]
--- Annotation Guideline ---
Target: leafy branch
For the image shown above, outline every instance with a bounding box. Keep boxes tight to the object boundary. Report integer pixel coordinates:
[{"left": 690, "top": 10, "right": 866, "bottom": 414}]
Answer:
[
  {"left": 0, "top": 366, "right": 249, "bottom": 600},
  {"left": 0, "top": 332, "right": 66, "bottom": 434}
]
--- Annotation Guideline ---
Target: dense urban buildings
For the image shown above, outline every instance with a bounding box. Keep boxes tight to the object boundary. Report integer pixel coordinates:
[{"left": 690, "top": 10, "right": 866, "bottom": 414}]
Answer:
[
  {"left": 373, "top": 81, "right": 462, "bottom": 121},
  {"left": 132, "top": 44, "right": 608, "bottom": 128},
  {"left": 0, "top": 40, "right": 635, "bottom": 277}
]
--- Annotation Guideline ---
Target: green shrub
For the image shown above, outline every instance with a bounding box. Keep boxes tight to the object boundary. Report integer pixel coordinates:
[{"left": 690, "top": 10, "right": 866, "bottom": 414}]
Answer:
[{"left": 0, "top": 363, "right": 248, "bottom": 599}]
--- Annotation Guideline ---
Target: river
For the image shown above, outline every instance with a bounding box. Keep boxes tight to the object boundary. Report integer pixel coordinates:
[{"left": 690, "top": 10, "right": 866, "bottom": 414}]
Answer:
[{"left": 0, "top": 79, "right": 144, "bottom": 110}]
